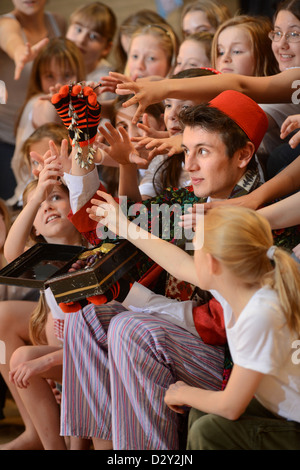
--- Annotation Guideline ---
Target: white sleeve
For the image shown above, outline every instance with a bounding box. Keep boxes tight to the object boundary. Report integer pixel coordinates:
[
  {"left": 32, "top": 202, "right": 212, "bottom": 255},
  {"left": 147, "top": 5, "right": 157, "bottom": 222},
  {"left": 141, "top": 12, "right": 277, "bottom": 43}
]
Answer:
[
  {"left": 63, "top": 167, "right": 100, "bottom": 213},
  {"left": 123, "top": 282, "right": 199, "bottom": 337},
  {"left": 138, "top": 155, "right": 166, "bottom": 198}
]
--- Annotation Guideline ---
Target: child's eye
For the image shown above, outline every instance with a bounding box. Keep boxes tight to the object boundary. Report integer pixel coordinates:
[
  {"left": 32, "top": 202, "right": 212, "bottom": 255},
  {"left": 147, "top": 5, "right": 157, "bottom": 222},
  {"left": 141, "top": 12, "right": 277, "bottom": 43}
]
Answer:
[
  {"left": 233, "top": 50, "right": 243, "bottom": 54},
  {"left": 116, "top": 123, "right": 128, "bottom": 132},
  {"left": 89, "top": 32, "right": 100, "bottom": 41},
  {"left": 198, "top": 148, "right": 208, "bottom": 156},
  {"left": 217, "top": 50, "right": 224, "bottom": 56},
  {"left": 146, "top": 56, "right": 156, "bottom": 62},
  {"left": 51, "top": 194, "right": 61, "bottom": 202},
  {"left": 75, "top": 25, "right": 82, "bottom": 33}
]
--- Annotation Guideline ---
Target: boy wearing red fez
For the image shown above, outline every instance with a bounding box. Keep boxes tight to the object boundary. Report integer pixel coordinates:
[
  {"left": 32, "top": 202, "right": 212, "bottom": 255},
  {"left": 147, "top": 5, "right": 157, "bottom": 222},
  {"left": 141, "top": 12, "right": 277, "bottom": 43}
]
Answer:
[{"left": 51, "top": 87, "right": 299, "bottom": 449}]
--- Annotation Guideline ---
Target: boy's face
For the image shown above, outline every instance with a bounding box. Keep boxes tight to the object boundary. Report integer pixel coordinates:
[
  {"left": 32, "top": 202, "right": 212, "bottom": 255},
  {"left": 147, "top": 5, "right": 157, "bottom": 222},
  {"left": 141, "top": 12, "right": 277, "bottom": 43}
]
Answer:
[
  {"left": 67, "top": 23, "right": 111, "bottom": 73},
  {"left": 182, "top": 125, "right": 247, "bottom": 199}
]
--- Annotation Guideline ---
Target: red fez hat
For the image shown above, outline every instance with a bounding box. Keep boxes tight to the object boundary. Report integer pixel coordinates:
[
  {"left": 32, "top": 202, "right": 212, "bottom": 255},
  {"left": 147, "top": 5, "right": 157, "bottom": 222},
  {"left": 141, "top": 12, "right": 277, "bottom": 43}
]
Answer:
[{"left": 209, "top": 90, "right": 268, "bottom": 151}]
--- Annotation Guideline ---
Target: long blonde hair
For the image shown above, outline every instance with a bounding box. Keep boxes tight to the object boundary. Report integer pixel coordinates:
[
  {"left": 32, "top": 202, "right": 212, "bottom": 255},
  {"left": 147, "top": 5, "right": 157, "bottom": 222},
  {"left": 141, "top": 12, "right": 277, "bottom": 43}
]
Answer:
[
  {"left": 202, "top": 206, "right": 300, "bottom": 337},
  {"left": 0, "top": 199, "right": 12, "bottom": 268}
]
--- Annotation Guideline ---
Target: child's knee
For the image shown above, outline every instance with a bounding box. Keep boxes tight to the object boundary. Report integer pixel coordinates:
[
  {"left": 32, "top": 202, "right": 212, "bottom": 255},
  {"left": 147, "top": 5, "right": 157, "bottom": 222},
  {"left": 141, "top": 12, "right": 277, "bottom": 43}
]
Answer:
[
  {"left": 10, "top": 345, "right": 32, "bottom": 370},
  {"left": 187, "top": 411, "right": 221, "bottom": 450}
]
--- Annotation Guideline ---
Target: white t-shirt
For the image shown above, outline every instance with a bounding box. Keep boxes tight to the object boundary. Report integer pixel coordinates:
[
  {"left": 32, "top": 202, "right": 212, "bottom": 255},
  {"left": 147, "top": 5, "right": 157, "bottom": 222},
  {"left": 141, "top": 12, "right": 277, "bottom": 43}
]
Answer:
[{"left": 211, "top": 286, "right": 300, "bottom": 423}]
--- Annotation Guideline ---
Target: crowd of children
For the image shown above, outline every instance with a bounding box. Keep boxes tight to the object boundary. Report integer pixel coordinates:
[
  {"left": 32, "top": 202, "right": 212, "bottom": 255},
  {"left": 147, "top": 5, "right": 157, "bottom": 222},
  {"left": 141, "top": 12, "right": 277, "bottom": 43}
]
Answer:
[{"left": 0, "top": 0, "right": 299, "bottom": 451}]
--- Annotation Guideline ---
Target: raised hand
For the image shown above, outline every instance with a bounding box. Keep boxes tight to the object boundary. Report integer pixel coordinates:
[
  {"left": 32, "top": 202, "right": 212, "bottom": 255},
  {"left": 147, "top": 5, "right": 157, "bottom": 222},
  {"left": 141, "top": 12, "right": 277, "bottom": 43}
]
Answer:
[
  {"left": 99, "top": 122, "right": 147, "bottom": 167},
  {"left": 110, "top": 72, "right": 169, "bottom": 124},
  {"left": 87, "top": 189, "right": 129, "bottom": 238},
  {"left": 51, "top": 83, "right": 101, "bottom": 169},
  {"left": 14, "top": 37, "right": 49, "bottom": 80},
  {"left": 280, "top": 114, "right": 300, "bottom": 149},
  {"left": 30, "top": 139, "right": 71, "bottom": 178},
  {"left": 33, "top": 155, "right": 64, "bottom": 204},
  {"left": 135, "top": 134, "right": 183, "bottom": 161}
]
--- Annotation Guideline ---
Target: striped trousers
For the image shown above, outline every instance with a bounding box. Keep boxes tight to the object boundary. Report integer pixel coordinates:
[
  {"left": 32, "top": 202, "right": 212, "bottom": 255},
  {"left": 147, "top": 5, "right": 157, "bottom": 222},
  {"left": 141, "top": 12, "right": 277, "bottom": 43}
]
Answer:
[
  {"left": 61, "top": 303, "right": 224, "bottom": 449},
  {"left": 108, "top": 312, "right": 224, "bottom": 450},
  {"left": 60, "top": 302, "right": 126, "bottom": 439}
]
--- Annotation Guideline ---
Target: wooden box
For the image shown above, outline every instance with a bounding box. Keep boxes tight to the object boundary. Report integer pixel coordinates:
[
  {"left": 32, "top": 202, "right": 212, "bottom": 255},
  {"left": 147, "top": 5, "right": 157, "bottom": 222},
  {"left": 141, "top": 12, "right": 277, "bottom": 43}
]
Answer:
[{"left": 0, "top": 241, "right": 141, "bottom": 303}]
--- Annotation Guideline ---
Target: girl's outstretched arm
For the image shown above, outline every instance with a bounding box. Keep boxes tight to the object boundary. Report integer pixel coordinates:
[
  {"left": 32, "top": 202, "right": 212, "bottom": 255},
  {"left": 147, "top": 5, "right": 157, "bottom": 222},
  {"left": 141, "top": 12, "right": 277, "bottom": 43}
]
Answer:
[
  {"left": 87, "top": 190, "right": 199, "bottom": 286},
  {"left": 4, "top": 156, "right": 64, "bottom": 263},
  {"left": 113, "top": 69, "right": 300, "bottom": 124},
  {"left": 0, "top": 17, "right": 48, "bottom": 80},
  {"left": 258, "top": 191, "right": 300, "bottom": 229},
  {"left": 165, "top": 365, "right": 263, "bottom": 420}
]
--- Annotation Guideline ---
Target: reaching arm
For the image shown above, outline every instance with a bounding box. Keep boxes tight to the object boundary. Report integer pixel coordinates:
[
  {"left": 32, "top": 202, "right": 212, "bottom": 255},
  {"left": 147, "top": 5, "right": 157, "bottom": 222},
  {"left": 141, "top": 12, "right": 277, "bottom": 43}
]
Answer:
[
  {"left": 258, "top": 191, "right": 300, "bottom": 229},
  {"left": 4, "top": 156, "right": 63, "bottom": 262},
  {"left": 0, "top": 17, "right": 48, "bottom": 80},
  {"left": 87, "top": 190, "right": 199, "bottom": 286},
  {"left": 9, "top": 347, "right": 63, "bottom": 389},
  {"left": 164, "top": 365, "right": 263, "bottom": 420},
  {"left": 112, "top": 69, "right": 300, "bottom": 124}
]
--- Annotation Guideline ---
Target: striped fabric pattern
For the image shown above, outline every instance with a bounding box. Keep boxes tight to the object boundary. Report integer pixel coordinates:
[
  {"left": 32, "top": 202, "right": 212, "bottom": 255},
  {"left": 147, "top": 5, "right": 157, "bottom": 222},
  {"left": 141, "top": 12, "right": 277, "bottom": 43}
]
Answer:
[
  {"left": 108, "top": 312, "right": 225, "bottom": 450},
  {"left": 60, "top": 303, "right": 126, "bottom": 439}
]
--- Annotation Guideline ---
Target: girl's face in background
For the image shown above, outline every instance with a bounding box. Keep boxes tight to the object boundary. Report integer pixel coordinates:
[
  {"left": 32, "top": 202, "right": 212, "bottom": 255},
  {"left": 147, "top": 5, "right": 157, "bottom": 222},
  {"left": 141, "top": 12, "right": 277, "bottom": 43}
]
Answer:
[
  {"left": 215, "top": 26, "right": 255, "bottom": 75},
  {"left": 115, "top": 105, "right": 164, "bottom": 158},
  {"left": 126, "top": 34, "right": 170, "bottom": 81},
  {"left": 182, "top": 10, "right": 215, "bottom": 37},
  {"left": 40, "top": 58, "right": 77, "bottom": 93},
  {"left": 12, "top": 0, "right": 46, "bottom": 15},
  {"left": 271, "top": 10, "right": 300, "bottom": 71},
  {"left": 174, "top": 39, "right": 211, "bottom": 74},
  {"left": 164, "top": 98, "right": 194, "bottom": 136},
  {"left": 66, "top": 22, "right": 111, "bottom": 73},
  {"left": 29, "top": 136, "right": 54, "bottom": 177}
]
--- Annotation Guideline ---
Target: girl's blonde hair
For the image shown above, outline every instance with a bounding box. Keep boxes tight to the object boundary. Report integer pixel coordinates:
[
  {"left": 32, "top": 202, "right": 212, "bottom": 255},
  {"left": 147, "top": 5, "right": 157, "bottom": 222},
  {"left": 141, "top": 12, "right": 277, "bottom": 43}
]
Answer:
[
  {"left": 182, "top": 0, "right": 231, "bottom": 36},
  {"left": 15, "top": 38, "right": 86, "bottom": 132},
  {"left": 18, "top": 123, "right": 70, "bottom": 184},
  {"left": 0, "top": 199, "right": 12, "bottom": 267},
  {"left": 129, "top": 23, "right": 179, "bottom": 72},
  {"left": 202, "top": 206, "right": 300, "bottom": 337},
  {"left": 29, "top": 292, "right": 49, "bottom": 345},
  {"left": 211, "top": 15, "right": 280, "bottom": 76}
]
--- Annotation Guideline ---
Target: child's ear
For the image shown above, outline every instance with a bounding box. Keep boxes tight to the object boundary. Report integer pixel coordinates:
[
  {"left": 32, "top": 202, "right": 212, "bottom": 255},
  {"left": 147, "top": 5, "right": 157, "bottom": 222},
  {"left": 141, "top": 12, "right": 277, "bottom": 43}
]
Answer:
[
  {"left": 101, "top": 40, "right": 113, "bottom": 58},
  {"left": 207, "top": 253, "right": 222, "bottom": 275},
  {"left": 237, "top": 142, "right": 255, "bottom": 169}
]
